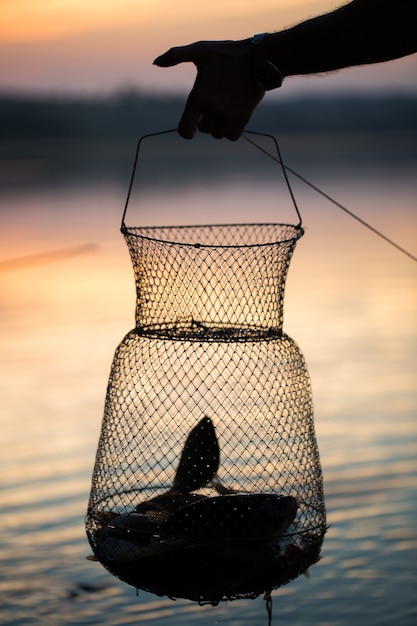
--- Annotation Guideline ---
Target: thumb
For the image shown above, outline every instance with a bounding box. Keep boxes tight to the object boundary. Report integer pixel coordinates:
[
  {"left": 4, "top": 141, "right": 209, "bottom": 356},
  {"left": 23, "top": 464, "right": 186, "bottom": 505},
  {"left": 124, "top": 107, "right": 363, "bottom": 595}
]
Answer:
[{"left": 153, "top": 44, "right": 199, "bottom": 67}]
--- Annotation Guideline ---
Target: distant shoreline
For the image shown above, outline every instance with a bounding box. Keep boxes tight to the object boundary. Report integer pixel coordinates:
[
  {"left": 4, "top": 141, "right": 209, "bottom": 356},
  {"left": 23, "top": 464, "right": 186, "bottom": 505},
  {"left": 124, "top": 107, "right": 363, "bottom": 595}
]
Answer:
[
  {"left": 1, "top": 91, "right": 416, "bottom": 139},
  {"left": 1, "top": 92, "right": 416, "bottom": 191}
]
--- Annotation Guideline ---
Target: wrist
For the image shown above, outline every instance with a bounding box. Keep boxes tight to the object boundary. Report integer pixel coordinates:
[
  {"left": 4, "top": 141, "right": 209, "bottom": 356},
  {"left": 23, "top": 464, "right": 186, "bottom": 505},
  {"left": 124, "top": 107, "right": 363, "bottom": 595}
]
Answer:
[
  {"left": 251, "top": 33, "right": 283, "bottom": 90},
  {"left": 262, "top": 32, "right": 290, "bottom": 77}
]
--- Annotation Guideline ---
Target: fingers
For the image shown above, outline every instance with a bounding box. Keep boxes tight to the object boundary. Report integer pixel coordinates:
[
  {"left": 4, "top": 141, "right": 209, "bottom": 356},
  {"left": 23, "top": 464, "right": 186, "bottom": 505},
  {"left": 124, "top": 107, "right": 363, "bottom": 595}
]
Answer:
[
  {"left": 178, "top": 88, "right": 255, "bottom": 141},
  {"left": 153, "top": 44, "right": 200, "bottom": 68},
  {"left": 179, "top": 83, "right": 259, "bottom": 141},
  {"left": 153, "top": 39, "right": 264, "bottom": 140},
  {"left": 178, "top": 107, "right": 200, "bottom": 139},
  {"left": 179, "top": 108, "right": 249, "bottom": 141},
  {"left": 225, "top": 121, "right": 248, "bottom": 142},
  {"left": 197, "top": 113, "right": 237, "bottom": 141}
]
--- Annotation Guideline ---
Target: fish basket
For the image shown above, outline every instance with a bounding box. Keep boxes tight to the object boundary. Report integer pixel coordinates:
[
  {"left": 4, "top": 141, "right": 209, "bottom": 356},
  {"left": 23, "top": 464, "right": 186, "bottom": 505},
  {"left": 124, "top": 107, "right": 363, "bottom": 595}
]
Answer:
[{"left": 86, "top": 131, "right": 327, "bottom": 604}]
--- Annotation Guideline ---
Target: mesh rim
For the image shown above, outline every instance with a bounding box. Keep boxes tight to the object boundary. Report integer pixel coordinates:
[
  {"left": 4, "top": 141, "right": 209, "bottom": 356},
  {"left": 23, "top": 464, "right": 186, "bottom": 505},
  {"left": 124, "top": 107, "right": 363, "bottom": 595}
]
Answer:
[{"left": 122, "top": 222, "right": 304, "bottom": 249}]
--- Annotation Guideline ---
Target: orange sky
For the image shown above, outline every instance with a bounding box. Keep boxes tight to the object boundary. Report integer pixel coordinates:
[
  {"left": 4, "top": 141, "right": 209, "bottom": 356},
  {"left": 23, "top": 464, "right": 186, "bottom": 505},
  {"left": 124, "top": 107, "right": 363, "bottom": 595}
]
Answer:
[
  {"left": 0, "top": 0, "right": 416, "bottom": 95},
  {"left": 1, "top": 0, "right": 320, "bottom": 43}
]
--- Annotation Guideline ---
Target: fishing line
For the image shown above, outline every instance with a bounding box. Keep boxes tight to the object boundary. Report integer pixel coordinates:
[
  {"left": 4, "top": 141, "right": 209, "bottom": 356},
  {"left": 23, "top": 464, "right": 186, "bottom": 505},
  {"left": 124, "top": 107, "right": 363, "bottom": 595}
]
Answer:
[{"left": 243, "top": 132, "right": 417, "bottom": 263}]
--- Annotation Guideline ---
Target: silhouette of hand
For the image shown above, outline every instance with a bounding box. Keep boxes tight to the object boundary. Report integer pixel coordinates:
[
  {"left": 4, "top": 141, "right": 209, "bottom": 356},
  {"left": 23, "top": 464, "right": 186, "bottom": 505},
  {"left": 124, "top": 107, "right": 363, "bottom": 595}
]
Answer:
[{"left": 154, "top": 40, "right": 265, "bottom": 140}]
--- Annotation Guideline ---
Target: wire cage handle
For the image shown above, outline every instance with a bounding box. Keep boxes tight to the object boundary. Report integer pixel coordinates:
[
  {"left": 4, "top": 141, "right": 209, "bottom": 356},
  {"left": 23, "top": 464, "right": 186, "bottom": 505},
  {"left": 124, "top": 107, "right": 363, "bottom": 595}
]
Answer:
[{"left": 121, "top": 128, "right": 303, "bottom": 232}]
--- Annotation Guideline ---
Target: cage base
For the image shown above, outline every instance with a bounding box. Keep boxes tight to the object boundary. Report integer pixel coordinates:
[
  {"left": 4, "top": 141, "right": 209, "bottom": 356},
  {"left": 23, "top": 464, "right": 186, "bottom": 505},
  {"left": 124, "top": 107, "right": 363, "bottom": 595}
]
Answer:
[{"left": 88, "top": 528, "right": 325, "bottom": 603}]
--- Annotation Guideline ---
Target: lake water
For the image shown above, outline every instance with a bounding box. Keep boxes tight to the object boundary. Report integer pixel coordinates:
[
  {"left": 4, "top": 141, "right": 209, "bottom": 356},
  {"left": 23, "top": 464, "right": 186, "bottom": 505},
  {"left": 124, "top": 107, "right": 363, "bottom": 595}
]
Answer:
[{"left": 0, "top": 135, "right": 416, "bottom": 625}]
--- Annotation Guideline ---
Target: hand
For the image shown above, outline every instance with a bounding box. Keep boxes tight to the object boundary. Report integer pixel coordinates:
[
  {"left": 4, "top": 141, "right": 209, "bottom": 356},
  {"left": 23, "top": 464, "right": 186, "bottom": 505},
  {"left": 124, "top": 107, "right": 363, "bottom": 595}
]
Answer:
[{"left": 153, "top": 39, "right": 265, "bottom": 140}]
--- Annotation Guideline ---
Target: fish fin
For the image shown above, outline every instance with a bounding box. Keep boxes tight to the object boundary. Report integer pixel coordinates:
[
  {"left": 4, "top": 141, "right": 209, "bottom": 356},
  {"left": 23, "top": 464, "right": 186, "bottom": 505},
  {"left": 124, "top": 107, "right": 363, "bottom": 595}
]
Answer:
[{"left": 173, "top": 416, "right": 220, "bottom": 493}]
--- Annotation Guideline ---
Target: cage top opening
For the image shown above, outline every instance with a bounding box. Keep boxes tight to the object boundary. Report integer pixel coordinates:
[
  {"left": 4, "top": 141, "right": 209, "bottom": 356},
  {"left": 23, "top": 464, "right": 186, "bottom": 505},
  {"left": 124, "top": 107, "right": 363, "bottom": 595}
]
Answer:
[{"left": 122, "top": 222, "right": 304, "bottom": 249}]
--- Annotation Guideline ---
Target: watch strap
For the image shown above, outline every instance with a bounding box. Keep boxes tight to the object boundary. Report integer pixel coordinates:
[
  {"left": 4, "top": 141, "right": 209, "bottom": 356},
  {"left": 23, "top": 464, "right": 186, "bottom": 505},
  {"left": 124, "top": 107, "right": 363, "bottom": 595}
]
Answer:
[{"left": 251, "top": 33, "right": 283, "bottom": 90}]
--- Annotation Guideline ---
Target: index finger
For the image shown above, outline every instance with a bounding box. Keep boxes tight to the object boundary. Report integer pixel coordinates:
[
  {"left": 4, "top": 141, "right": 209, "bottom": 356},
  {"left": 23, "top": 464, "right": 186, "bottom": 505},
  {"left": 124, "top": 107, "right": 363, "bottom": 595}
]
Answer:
[
  {"left": 177, "top": 91, "right": 204, "bottom": 139},
  {"left": 153, "top": 42, "right": 202, "bottom": 68}
]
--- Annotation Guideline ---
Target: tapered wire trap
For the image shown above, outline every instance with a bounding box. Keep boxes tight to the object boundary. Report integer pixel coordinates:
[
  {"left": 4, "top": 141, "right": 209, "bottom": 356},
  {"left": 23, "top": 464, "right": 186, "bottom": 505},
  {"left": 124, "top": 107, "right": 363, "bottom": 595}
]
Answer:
[{"left": 86, "top": 130, "right": 327, "bottom": 605}]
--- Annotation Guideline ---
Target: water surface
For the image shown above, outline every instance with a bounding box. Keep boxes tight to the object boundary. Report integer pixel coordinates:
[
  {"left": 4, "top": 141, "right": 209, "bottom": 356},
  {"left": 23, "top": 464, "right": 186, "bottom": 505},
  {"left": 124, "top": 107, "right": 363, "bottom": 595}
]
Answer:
[{"left": 1, "top": 154, "right": 416, "bottom": 625}]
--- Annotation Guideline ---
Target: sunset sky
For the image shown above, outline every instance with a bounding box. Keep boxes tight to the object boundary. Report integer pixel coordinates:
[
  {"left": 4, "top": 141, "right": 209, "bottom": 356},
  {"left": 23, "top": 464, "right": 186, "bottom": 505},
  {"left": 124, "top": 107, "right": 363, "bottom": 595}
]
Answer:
[{"left": 0, "top": 0, "right": 416, "bottom": 96}]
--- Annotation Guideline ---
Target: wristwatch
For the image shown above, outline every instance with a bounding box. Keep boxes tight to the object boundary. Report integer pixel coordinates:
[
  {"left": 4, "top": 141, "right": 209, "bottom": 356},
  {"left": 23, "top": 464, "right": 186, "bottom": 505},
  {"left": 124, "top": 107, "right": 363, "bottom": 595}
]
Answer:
[{"left": 251, "top": 33, "right": 283, "bottom": 91}]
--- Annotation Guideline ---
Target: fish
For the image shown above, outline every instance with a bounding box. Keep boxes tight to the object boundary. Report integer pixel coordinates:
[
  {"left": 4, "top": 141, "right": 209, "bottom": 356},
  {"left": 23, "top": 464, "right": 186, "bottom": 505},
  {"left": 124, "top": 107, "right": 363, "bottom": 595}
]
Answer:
[
  {"left": 99, "top": 416, "right": 298, "bottom": 548},
  {"left": 95, "top": 417, "right": 219, "bottom": 540},
  {"left": 162, "top": 493, "right": 298, "bottom": 545},
  {"left": 134, "top": 415, "right": 220, "bottom": 517}
]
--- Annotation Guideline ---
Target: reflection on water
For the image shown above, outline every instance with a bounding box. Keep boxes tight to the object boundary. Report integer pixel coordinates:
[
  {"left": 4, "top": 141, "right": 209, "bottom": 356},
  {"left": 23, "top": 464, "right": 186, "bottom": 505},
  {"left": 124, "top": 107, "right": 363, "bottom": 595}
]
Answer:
[{"left": 0, "top": 167, "right": 416, "bottom": 625}]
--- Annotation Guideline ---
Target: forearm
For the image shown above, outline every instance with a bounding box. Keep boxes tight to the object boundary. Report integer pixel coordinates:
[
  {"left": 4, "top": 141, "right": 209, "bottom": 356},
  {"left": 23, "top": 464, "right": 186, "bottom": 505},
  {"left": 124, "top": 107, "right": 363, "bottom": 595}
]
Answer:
[
  {"left": 263, "top": 0, "right": 417, "bottom": 78},
  {"left": 153, "top": 0, "right": 417, "bottom": 139}
]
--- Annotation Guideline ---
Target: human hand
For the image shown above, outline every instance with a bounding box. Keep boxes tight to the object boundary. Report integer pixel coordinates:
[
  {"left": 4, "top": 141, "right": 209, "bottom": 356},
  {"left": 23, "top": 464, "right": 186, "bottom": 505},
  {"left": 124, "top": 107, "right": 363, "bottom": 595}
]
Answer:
[{"left": 153, "top": 40, "right": 265, "bottom": 140}]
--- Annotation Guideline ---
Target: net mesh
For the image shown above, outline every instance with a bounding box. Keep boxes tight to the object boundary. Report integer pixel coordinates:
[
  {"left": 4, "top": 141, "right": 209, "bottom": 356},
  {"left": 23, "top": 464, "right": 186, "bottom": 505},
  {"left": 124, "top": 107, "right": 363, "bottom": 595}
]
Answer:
[{"left": 86, "top": 223, "right": 326, "bottom": 603}]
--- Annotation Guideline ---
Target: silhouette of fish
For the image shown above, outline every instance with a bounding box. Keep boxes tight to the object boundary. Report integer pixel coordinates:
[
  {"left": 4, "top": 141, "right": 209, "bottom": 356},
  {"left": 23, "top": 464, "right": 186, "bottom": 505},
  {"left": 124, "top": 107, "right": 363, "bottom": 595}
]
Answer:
[
  {"left": 101, "top": 416, "right": 298, "bottom": 547},
  {"left": 134, "top": 416, "right": 219, "bottom": 518},
  {"left": 162, "top": 493, "right": 298, "bottom": 544},
  {"left": 173, "top": 415, "right": 220, "bottom": 493},
  {"left": 130, "top": 418, "right": 297, "bottom": 544},
  {"left": 89, "top": 415, "right": 319, "bottom": 602}
]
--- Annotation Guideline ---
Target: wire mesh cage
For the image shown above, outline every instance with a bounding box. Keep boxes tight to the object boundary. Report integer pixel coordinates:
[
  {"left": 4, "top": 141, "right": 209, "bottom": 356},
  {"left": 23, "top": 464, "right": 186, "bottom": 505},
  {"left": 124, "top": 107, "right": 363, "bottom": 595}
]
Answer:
[{"left": 86, "top": 131, "right": 326, "bottom": 604}]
